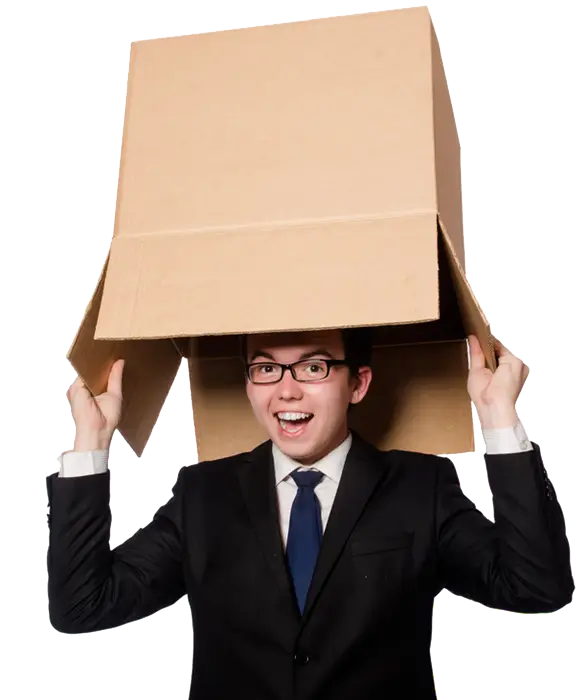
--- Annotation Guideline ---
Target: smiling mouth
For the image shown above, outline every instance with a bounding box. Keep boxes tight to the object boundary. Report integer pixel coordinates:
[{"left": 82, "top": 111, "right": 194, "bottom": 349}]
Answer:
[{"left": 275, "top": 411, "right": 314, "bottom": 435}]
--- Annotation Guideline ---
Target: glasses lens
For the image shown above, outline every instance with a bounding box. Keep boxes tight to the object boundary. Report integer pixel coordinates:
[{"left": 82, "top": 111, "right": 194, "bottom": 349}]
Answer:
[
  {"left": 293, "top": 359, "right": 328, "bottom": 381},
  {"left": 249, "top": 363, "right": 281, "bottom": 383}
]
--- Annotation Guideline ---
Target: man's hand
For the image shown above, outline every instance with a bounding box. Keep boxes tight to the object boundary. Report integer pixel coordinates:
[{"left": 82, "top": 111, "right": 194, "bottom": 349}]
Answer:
[
  {"left": 66, "top": 359, "right": 125, "bottom": 451},
  {"left": 467, "top": 335, "right": 530, "bottom": 429}
]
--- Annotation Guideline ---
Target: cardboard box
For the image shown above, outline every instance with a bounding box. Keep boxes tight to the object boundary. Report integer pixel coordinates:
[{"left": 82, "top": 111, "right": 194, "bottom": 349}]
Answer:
[{"left": 68, "top": 6, "right": 495, "bottom": 461}]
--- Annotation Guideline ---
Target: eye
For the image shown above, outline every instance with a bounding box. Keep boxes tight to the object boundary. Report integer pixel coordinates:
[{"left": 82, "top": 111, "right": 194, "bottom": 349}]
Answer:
[{"left": 299, "top": 360, "right": 328, "bottom": 377}]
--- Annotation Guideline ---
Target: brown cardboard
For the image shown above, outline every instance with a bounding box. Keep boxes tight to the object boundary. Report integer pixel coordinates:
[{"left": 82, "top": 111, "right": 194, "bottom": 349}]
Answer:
[{"left": 67, "top": 7, "right": 495, "bottom": 460}]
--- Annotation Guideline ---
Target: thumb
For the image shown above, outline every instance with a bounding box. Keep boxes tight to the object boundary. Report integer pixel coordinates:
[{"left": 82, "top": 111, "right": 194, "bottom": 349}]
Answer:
[
  {"left": 468, "top": 335, "right": 486, "bottom": 371},
  {"left": 107, "top": 359, "right": 125, "bottom": 401}
]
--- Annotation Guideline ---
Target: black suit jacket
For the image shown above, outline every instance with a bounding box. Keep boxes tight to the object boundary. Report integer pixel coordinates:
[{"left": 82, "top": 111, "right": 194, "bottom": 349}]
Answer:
[{"left": 46, "top": 433, "right": 574, "bottom": 699}]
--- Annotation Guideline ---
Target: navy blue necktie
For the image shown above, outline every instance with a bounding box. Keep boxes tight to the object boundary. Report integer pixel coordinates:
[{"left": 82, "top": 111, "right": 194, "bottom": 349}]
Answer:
[{"left": 286, "top": 469, "right": 324, "bottom": 613}]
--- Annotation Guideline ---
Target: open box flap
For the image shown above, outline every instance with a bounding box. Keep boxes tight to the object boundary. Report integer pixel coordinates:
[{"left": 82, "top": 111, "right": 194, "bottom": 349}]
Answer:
[
  {"left": 67, "top": 256, "right": 182, "bottom": 456},
  {"left": 95, "top": 212, "right": 440, "bottom": 340},
  {"left": 438, "top": 219, "right": 496, "bottom": 371}
]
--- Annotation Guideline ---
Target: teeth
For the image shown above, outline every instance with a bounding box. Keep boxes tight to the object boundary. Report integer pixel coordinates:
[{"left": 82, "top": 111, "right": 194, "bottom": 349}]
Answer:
[{"left": 277, "top": 412, "right": 312, "bottom": 420}]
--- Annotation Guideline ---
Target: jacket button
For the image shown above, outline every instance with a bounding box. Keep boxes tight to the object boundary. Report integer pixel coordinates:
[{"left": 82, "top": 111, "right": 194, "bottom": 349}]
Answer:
[{"left": 294, "top": 652, "right": 311, "bottom": 666}]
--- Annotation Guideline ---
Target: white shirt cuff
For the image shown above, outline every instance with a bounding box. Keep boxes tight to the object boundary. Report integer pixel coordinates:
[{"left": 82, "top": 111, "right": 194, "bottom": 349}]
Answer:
[
  {"left": 482, "top": 420, "right": 533, "bottom": 454},
  {"left": 58, "top": 449, "right": 109, "bottom": 477}
]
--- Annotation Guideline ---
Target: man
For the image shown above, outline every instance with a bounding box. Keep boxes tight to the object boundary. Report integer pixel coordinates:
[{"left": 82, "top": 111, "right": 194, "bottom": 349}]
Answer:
[{"left": 47, "top": 329, "right": 574, "bottom": 699}]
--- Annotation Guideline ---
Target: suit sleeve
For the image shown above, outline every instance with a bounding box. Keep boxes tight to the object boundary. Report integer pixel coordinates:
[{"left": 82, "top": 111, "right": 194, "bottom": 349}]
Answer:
[
  {"left": 46, "top": 467, "right": 187, "bottom": 633},
  {"left": 435, "top": 442, "right": 574, "bottom": 613}
]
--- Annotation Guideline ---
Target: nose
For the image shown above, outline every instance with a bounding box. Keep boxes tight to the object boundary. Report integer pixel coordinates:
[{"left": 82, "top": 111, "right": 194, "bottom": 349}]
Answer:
[{"left": 278, "top": 367, "right": 304, "bottom": 400}]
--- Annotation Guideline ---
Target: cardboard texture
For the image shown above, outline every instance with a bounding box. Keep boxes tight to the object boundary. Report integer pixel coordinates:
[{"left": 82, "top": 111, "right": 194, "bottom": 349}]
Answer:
[{"left": 67, "top": 6, "right": 495, "bottom": 460}]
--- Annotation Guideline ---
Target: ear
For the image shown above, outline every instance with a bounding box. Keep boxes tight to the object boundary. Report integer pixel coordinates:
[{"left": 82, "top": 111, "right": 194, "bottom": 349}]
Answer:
[{"left": 349, "top": 366, "right": 372, "bottom": 405}]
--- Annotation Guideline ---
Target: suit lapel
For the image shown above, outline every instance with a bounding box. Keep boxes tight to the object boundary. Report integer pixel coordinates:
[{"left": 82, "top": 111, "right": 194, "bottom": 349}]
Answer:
[
  {"left": 301, "top": 432, "right": 390, "bottom": 621},
  {"left": 236, "top": 433, "right": 395, "bottom": 628},
  {"left": 236, "top": 440, "right": 299, "bottom": 618}
]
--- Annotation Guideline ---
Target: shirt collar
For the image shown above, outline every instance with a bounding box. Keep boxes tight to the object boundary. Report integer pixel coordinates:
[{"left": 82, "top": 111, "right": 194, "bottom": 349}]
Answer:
[{"left": 272, "top": 432, "right": 353, "bottom": 486}]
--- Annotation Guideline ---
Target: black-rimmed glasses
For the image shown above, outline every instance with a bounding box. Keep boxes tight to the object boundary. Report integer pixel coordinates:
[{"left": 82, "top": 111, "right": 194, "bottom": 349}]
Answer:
[{"left": 245, "top": 358, "right": 348, "bottom": 384}]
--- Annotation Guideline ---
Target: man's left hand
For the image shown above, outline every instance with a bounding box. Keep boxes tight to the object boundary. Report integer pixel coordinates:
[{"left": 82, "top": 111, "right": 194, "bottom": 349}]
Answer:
[{"left": 467, "top": 335, "right": 530, "bottom": 429}]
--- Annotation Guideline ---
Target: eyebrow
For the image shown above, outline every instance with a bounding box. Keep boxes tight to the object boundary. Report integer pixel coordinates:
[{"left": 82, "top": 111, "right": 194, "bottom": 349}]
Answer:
[{"left": 248, "top": 348, "right": 336, "bottom": 363}]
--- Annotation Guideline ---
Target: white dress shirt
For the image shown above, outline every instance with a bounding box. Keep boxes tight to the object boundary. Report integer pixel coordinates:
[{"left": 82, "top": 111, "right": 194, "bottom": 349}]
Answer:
[
  {"left": 273, "top": 433, "right": 352, "bottom": 545},
  {"left": 56, "top": 422, "right": 533, "bottom": 547}
]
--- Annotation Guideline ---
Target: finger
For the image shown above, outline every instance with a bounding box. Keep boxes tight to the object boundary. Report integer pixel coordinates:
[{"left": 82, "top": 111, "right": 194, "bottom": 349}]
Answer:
[
  {"left": 107, "top": 359, "right": 125, "bottom": 401},
  {"left": 468, "top": 335, "right": 486, "bottom": 370},
  {"left": 66, "top": 376, "right": 88, "bottom": 402},
  {"left": 496, "top": 339, "right": 526, "bottom": 371},
  {"left": 493, "top": 337, "right": 515, "bottom": 361}
]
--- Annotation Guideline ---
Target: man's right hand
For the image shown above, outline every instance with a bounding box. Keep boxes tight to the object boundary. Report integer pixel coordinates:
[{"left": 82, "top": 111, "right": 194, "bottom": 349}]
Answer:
[{"left": 66, "top": 359, "right": 125, "bottom": 452}]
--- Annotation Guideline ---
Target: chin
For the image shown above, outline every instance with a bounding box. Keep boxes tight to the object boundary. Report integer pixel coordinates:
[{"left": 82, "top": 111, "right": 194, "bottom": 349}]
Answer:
[
  {"left": 272, "top": 432, "right": 316, "bottom": 459},
  {"left": 273, "top": 433, "right": 309, "bottom": 453}
]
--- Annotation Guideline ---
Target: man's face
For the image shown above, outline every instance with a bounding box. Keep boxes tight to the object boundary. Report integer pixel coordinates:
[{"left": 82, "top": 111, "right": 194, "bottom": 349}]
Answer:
[{"left": 245, "top": 329, "right": 372, "bottom": 465}]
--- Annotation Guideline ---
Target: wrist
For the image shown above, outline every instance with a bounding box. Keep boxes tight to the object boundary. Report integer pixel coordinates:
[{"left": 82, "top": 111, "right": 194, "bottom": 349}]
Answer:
[
  {"left": 476, "top": 405, "right": 519, "bottom": 430},
  {"left": 73, "top": 431, "right": 112, "bottom": 452}
]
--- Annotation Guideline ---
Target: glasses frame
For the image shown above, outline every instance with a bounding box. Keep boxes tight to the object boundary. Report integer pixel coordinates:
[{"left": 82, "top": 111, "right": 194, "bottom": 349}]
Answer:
[{"left": 245, "top": 358, "right": 349, "bottom": 384}]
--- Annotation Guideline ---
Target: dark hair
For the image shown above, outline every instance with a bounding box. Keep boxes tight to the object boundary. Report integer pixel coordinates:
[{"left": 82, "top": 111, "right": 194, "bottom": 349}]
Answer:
[
  {"left": 240, "top": 327, "right": 374, "bottom": 376},
  {"left": 342, "top": 327, "right": 373, "bottom": 412},
  {"left": 341, "top": 327, "right": 374, "bottom": 377}
]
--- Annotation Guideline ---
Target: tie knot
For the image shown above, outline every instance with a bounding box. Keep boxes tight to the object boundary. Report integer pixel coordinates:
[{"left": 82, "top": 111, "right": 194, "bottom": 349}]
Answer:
[{"left": 290, "top": 469, "right": 324, "bottom": 490}]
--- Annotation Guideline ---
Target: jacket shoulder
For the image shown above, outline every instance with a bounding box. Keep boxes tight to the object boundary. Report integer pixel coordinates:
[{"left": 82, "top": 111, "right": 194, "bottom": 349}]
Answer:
[
  {"left": 180, "top": 452, "right": 251, "bottom": 478},
  {"left": 378, "top": 444, "right": 446, "bottom": 467},
  {"left": 373, "top": 445, "right": 449, "bottom": 489}
]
